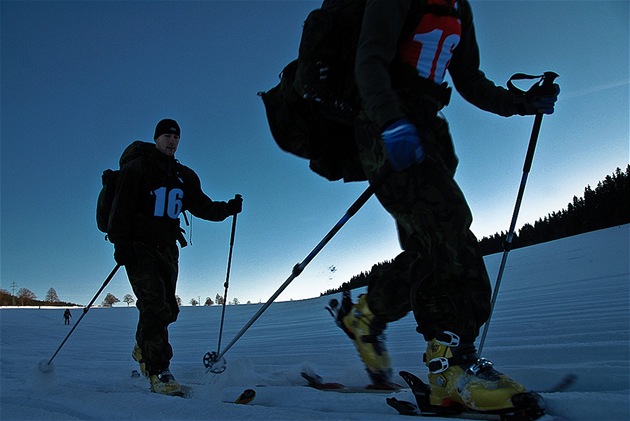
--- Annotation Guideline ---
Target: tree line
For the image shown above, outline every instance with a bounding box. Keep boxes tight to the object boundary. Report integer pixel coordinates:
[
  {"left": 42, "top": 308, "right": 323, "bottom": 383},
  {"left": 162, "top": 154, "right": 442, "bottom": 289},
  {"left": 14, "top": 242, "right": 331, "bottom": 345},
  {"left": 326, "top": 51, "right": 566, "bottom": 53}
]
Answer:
[
  {"left": 0, "top": 286, "right": 246, "bottom": 308},
  {"left": 322, "top": 166, "right": 630, "bottom": 296},
  {"left": 478, "top": 165, "right": 629, "bottom": 254},
  {"left": 0, "top": 287, "right": 78, "bottom": 307}
]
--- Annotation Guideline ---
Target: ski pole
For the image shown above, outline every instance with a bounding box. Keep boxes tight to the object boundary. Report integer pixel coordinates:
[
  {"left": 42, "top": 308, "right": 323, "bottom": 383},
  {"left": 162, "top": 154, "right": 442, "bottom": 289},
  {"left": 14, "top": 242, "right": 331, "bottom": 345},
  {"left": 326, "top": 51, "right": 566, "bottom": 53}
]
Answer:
[
  {"left": 478, "top": 72, "right": 558, "bottom": 355},
  {"left": 39, "top": 263, "right": 122, "bottom": 373},
  {"left": 204, "top": 172, "right": 389, "bottom": 373},
  {"left": 216, "top": 198, "right": 240, "bottom": 358}
]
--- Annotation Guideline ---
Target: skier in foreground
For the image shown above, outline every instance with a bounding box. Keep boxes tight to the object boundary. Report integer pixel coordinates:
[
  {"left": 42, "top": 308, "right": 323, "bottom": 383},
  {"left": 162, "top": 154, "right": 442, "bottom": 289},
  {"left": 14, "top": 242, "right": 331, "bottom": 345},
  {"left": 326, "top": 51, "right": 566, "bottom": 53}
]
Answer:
[
  {"left": 106, "top": 119, "right": 243, "bottom": 395},
  {"left": 336, "top": 0, "right": 559, "bottom": 416}
]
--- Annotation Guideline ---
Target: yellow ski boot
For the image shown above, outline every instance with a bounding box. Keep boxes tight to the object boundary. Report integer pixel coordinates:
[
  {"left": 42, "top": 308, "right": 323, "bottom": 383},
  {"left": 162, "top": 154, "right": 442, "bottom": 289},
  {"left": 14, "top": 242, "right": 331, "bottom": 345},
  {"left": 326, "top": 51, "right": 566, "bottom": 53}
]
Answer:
[
  {"left": 338, "top": 293, "right": 393, "bottom": 386},
  {"left": 149, "top": 369, "right": 182, "bottom": 396},
  {"left": 425, "top": 332, "right": 530, "bottom": 413},
  {"left": 132, "top": 343, "right": 147, "bottom": 378}
]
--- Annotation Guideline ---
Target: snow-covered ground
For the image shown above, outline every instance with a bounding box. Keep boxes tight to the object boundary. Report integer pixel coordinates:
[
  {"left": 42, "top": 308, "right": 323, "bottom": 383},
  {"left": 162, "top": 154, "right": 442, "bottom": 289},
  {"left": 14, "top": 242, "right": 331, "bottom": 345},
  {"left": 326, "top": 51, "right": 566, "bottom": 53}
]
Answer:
[{"left": 1, "top": 225, "right": 628, "bottom": 420}]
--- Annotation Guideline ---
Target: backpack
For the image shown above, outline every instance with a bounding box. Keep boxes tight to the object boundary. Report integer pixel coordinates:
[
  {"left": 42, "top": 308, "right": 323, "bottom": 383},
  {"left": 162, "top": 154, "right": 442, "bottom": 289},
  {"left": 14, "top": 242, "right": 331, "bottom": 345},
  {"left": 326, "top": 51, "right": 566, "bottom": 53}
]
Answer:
[
  {"left": 259, "top": 0, "right": 368, "bottom": 183},
  {"left": 96, "top": 141, "right": 156, "bottom": 233},
  {"left": 259, "top": 0, "right": 459, "bottom": 182}
]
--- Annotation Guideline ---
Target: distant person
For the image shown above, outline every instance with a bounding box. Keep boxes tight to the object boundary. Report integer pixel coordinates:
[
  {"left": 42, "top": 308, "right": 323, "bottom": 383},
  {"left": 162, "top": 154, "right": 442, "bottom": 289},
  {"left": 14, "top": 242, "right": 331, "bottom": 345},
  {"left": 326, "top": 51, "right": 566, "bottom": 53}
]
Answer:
[
  {"left": 335, "top": 0, "right": 559, "bottom": 416},
  {"left": 106, "top": 119, "right": 243, "bottom": 395},
  {"left": 63, "top": 308, "right": 72, "bottom": 325}
]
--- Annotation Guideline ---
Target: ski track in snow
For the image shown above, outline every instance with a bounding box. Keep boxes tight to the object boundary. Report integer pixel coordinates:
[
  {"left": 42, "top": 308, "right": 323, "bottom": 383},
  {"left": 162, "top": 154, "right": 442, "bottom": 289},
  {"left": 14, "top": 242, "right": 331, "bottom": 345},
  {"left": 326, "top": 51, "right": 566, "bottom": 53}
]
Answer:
[{"left": 1, "top": 225, "right": 628, "bottom": 420}]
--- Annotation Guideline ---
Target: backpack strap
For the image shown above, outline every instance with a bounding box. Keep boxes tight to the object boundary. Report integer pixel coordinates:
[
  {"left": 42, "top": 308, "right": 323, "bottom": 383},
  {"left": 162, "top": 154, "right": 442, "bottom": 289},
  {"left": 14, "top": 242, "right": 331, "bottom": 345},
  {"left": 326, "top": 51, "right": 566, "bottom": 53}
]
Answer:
[{"left": 174, "top": 160, "right": 191, "bottom": 248}]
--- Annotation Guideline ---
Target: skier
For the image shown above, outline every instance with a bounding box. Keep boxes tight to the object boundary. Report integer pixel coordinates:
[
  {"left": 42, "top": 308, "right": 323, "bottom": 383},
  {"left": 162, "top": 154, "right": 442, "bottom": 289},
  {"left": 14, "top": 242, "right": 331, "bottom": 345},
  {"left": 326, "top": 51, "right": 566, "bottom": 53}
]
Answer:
[
  {"left": 337, "top": 0, "right": 559, "bottom": 415},
  {"left": 63, "top": 308, "right": 72, "bottom": 325},
  {"left": 106, "top": 119, "right": 243, "bottom": 395}
]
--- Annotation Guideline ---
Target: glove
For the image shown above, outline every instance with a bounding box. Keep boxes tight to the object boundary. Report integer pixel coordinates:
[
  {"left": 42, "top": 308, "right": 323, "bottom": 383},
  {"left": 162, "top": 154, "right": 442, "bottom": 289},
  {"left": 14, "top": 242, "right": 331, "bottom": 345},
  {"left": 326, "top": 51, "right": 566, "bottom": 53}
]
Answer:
[
  {"left": 226, "top": 195, "right": 243, "bottom": 215},
  {"left": 516, "top": 83, "right": 560, "bottom": 115},
  {"left": 381, "top": 118, "right": 425, "bottom": 172},
  {"left": 114, "top": 242, "right": 137, "bottom": 266}
]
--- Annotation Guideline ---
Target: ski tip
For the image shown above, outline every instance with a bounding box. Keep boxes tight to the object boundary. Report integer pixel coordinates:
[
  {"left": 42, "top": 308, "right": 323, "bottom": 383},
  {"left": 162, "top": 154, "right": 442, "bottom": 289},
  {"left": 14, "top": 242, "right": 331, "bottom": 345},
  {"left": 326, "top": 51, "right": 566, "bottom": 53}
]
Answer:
[
  {"left": 386, "top": 397, "right": 420, "bottom": 416},
  {"left": 235, "top": 388, "right": 256, "bottom": 404},
  {"left": 300, "top": 370, "right": 322, "bottom": 383},
  {"left": 301, "top": 371, "right": 346, "bottom": 390}
]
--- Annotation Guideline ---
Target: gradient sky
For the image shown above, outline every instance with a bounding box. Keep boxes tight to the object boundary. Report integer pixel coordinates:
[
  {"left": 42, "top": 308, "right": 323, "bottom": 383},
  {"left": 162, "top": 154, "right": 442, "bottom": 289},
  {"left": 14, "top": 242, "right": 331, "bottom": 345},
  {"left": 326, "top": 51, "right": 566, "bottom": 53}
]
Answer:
[{"left": 1, "top": 0, "right": 628, "bottom": 307}]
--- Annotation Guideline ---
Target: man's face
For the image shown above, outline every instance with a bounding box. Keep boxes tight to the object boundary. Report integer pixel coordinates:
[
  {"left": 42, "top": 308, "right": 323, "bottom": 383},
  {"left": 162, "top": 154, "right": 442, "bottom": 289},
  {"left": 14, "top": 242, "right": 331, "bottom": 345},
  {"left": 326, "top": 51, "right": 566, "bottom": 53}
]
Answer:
[{"left": 155, "top": 133, "right": 180, "bottom": 156}]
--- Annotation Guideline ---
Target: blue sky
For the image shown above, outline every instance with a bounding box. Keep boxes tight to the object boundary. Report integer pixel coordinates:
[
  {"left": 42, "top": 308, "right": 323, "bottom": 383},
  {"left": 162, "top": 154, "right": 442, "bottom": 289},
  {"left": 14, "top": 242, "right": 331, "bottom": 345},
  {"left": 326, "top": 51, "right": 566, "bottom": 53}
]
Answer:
[{"left": 1, "top": 0, "right": 628, "bottom": 306}]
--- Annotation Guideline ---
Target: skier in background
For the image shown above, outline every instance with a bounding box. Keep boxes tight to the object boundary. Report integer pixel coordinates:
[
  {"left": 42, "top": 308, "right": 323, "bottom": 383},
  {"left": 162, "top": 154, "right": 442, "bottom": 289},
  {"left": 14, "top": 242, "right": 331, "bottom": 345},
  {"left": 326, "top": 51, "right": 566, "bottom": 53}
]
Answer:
[
  {"left": 106, "top": 119, "right": 243, "bottom": 395},
  {"left": 63, "top": 308, "right": 72, "bottom": 325},
  {"left": 337, "top": 0, "right": 559, "bottom": 415}
]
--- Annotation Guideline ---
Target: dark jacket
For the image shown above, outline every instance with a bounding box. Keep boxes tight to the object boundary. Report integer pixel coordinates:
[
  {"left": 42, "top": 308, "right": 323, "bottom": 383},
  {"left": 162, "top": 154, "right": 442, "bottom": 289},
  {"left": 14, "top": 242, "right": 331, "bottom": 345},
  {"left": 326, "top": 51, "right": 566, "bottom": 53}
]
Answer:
[
  {"left": 107, "top": 148, "right": 231, "bottom": 246},
  {"left": 355, "top": 0, "right": 521, "bottom": 130}
]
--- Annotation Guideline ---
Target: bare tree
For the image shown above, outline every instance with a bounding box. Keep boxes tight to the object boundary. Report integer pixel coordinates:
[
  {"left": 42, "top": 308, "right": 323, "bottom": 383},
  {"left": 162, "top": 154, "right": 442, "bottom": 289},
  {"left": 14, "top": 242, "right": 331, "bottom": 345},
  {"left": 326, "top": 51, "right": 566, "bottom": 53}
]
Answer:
[
  {"left": 102, "top": 293, "right": 119, "bottom": 307},
  {"left": 123, "top": 294, "right": 135, "bottom": 307},
  {"left": 17, "top": 288, "right": 36, "bottom": 305},
  {"left": 45, "top": 288, "right": 60, "bottom": 303}
]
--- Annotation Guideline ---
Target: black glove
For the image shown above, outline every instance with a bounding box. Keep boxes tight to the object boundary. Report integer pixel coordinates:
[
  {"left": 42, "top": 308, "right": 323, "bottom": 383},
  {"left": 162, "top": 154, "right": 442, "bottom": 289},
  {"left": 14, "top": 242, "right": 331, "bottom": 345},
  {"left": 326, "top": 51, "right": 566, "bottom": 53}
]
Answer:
[
  {"left": 511, "top": 72, "right": 560, "bottom": 116},
  {"left": 226, "top": 195, "right": 243, "bottom": 215},
  {"left": 114, "top": 242, "right": 137, "bottom": 266},
  {"left": 516, "top": 83, "right": 560, "bottom": 115}
]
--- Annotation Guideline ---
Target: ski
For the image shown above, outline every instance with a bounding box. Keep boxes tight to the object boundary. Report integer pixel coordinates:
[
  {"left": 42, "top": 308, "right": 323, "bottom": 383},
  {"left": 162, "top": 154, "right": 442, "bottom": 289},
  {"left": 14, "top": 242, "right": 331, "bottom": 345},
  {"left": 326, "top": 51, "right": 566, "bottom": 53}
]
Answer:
[
  {"left": 220, "top": 387, "right": 259, "bottom": 406},
  {"left": 234, "top": 388, "right": 256, "bottom": 404},
  {"left": 301, "top": 370, "right": 403, "bottom": 393},
  {"left": 386, "top": 370, "right": 569, "bottom": 421}
]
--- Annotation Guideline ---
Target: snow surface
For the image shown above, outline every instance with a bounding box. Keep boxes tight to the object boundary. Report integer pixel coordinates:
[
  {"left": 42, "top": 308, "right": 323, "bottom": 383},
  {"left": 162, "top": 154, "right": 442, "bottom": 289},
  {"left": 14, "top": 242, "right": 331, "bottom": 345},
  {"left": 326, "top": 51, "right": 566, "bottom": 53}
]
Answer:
[{"left": 1, "top": 225, "right": 628, "bottom": 421}]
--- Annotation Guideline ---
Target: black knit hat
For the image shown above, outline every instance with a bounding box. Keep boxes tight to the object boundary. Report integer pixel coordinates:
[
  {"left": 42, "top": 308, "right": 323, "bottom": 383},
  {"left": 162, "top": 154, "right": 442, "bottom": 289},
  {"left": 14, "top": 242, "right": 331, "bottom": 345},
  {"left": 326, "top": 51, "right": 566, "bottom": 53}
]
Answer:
[{"left": 154, "top": 119, "right": 180, "bottom": 139}]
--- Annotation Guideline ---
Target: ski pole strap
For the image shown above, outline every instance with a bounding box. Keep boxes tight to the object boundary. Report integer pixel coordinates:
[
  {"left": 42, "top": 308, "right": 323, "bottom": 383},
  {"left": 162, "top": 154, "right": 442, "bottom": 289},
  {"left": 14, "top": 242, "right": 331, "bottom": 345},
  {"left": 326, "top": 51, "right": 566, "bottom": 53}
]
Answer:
[{"left": 507, "top": 71, "right": 559, "bottom": 96}]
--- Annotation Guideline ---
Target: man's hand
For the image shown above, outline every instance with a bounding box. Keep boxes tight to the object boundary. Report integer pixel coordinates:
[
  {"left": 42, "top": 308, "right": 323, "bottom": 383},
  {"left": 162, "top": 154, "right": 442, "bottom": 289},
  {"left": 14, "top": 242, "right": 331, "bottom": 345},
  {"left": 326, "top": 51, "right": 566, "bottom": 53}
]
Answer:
[
  {"left": 114, "top": 242, "right": 136, "bottom": 266},
  {"left": 226, "top": 195, "right": 243, "bottom": 215},
  {"left": 381, "top": 118, "right": 425, "bottom": 172},
  {"left": 517, "top": 83, "right": 560, "bottom": 115}
]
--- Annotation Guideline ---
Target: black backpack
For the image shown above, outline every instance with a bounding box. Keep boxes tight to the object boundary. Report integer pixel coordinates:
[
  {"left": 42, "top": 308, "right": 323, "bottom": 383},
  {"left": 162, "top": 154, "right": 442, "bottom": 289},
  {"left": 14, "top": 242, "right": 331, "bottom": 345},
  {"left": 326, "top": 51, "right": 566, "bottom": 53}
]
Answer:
[
  {"left": 96, "top": 141, "right": 155, "bottom": 234},
  {"left": 259, "top": 0, "right": 368, "bottom": 183},
  {"left": 259, "top": 0, "right": 459, "bottom": 182}
]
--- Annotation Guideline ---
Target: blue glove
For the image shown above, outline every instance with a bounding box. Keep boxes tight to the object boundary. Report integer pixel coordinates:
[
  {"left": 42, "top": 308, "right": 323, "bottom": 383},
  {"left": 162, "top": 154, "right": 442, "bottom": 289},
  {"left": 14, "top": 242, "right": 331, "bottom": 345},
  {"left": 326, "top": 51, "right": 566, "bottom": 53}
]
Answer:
[{"left": 381, "top": 118, "right": 424, "bottom": 171}]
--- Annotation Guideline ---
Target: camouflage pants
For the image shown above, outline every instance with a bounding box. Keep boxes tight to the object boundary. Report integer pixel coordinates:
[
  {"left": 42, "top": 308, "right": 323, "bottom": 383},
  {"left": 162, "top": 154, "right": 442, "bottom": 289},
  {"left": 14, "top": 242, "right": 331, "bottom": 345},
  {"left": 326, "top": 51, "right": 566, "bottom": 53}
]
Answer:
[
  {"left": 124, "top": 241, "right": 180, "bottom": 375},
  {"left": 354, "top": 113, "right": 491, "bottom": 342}
]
